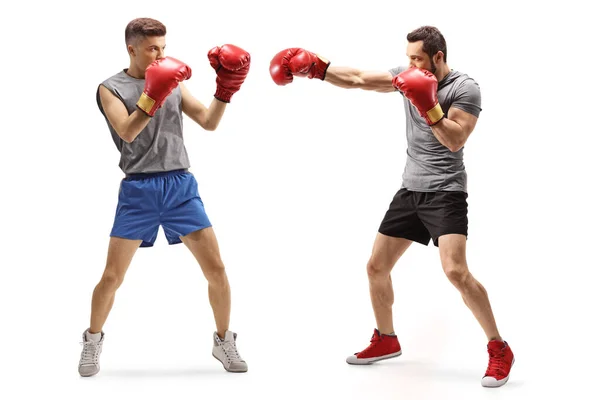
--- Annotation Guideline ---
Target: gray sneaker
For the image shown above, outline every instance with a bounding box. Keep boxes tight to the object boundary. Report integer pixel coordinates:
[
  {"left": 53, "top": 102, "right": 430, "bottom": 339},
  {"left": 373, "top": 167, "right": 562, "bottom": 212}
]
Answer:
[
  {"left": 212, "top": 330, "right": 248, "bottom": 372},
  {"left": 78, "top": 329, "right": 104, "bottom": 377}
]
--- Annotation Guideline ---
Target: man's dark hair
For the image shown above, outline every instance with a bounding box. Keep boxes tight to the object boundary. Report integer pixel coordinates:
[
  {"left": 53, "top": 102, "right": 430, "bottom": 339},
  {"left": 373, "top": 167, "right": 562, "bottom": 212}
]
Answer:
[
  {"left": 125, "top": 18, "right": 167, "bottom": 46},
  {"left": 407, "top": 26, "right": 447, "bottom": 62}
]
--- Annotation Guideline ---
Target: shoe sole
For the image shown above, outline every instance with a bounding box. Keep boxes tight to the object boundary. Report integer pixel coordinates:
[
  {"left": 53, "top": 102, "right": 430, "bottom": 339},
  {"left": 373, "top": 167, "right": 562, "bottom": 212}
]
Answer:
[
  {"left": 346, "top": 350, "right": 402, "bottom": 365},
  {"left": 78, "top": 367, "right": 100, "bottom": 377},
  {"left": 212, "top": 354, "right": 248, "bottom": 373},
  {"left": 481, "top": 356, "right": 515, "bottom": 388}
]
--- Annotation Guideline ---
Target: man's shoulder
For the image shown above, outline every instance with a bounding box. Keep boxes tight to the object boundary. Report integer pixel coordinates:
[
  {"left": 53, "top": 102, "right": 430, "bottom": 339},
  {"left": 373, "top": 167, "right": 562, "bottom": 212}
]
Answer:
[
  {"left": 388, "top": 65, "right": 408, "bottom": 76},
  {"left": 96, "top": 70, "right": 132, "bottom": 113},
  {"left": 448, "top": 70, "right": 480, "bottom": 88},
  {"left": 100, "top": 69, "right": 135, "bottom": 88}
]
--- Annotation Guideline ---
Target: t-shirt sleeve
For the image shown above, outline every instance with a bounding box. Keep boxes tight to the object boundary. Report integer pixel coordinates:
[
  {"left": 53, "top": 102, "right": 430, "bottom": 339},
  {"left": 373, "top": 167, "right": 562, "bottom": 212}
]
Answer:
[
  {"left": 451, "top": 78, "right": 482, "bottom": 118},
  {"left": 388, "top": 66, "right": 407, "bottom": 94},
  {"left": 389, "top": 65, "right": 407, "bottom": 77}
]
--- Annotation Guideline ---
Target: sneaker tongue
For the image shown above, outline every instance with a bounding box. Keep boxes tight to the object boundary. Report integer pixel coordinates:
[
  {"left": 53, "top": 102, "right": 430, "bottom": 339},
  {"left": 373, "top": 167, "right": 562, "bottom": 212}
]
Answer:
[
  {"left": 488, "top": 340, "right": 505, "bottom": 352},
  {"left": 85, "top": 330, "right": 102, "bottom": 343},
  {"left": 224, "top": 330, "right": 235, "bottom": 342}
]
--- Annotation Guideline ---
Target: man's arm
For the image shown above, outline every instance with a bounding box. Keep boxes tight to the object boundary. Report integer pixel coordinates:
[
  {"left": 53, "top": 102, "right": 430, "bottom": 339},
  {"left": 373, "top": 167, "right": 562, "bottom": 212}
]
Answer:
[
  {"left": 430, "top": 78, "right": 481, "bottom": 152},
  {"left": 180, "top": 83, "right": 226, "bottom": 131},
  {"left": 324, "top": 67, "right": 396, "bottom": 93},
  {"left": 391, "top": 69, "right": 482, "bottom": 152},
  {"left": 269, "top": 47, "right": 396, "bottom": 93},
  {"left": 98, "top": 57, "right": 192, "bottom": 143},
  {"left": 180, "top": 44, "right": 250, "bottom": 131},
  {"left": 98, "top": 85, "right": 151, "bottom": 143},
  {"left": 430, "top": 107, "right": 478, "bottom": 152}
]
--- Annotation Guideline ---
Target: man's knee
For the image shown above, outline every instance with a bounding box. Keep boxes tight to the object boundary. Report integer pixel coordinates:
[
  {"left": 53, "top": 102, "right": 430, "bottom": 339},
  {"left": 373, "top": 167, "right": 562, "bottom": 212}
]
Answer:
[
  {"left": 204, "top": 260, "right": 228, "bottom": 285},
  {"left": 367, "top": 258, "right": 392, "bottom": 280},
  {"left": 439, "top": 235, "right": 469, "bottom": 286},
  {"left": 98, "top": 269, "right": 125, "bottom": 292},
  {"left": 444, "top": 264, "right": 470, "bottom": 287},
  {"left": 441, "top": 252, "right": 470, "bottom": 287}
]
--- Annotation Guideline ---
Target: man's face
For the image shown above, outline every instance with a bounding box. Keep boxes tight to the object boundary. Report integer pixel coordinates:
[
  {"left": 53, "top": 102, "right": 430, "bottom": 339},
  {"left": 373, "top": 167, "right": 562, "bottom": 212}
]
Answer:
[
  {"left": 129, "top": 35, "right": 166, "bottom": 73},
  {"left": 406, "top": 41, "right": 437, "bottom": 74}
]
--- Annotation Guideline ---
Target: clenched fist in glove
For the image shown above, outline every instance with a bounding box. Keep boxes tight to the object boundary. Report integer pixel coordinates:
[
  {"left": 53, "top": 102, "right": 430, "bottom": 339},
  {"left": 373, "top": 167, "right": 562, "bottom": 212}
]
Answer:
[
  {"left": 392, "top": 68, "right": 444, "bottom": 125},
  {"left": 137, "top": 56, "right": 192, "bottom": 116},
  {"left": 269, "top": 48, "right": 330, "bottom": 86},
  {"left": 208, "top": 44, "right": 251, "bottom": 103}
]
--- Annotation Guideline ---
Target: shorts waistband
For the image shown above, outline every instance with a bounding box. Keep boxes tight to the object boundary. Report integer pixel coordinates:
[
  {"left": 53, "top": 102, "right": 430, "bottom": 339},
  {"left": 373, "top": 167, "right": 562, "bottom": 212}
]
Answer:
[{"left": 124, "top": 169, "right": 189, "bottom": 180}]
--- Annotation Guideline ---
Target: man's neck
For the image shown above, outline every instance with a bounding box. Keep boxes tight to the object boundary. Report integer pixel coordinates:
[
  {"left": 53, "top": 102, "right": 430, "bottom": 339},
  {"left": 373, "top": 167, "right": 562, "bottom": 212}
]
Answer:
[
  {"left": 435, "top": 64, "right": 451, "bottom": 82},
  {"left": 125, "top": 65, "right": 145, "bottom": 79}
]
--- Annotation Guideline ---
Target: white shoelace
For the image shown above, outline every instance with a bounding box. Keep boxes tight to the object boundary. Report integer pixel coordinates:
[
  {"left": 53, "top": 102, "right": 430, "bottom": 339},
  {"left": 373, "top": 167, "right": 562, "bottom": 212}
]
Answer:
[
  {"left": 218, "top": 338, "right": 242, "bottom": 362},
  {"left": 79, "top": 341, "right": 101, "bottom": 365}
]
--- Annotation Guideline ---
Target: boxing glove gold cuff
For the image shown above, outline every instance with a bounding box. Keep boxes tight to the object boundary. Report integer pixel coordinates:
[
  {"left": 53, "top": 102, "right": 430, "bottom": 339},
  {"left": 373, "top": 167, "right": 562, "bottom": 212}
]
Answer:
[
  {"left": 426, "top": 103, "right": 444, "bottom": 125},
  {"left": 137, "top": 93, "right": 156, "bottom": 116}
]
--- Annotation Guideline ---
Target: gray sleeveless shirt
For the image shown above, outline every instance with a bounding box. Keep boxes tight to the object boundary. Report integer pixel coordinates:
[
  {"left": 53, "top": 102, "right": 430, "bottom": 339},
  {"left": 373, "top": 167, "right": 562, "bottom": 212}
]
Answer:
[{"left": 96, "top": 69, "right": 190, "bottom": 174}]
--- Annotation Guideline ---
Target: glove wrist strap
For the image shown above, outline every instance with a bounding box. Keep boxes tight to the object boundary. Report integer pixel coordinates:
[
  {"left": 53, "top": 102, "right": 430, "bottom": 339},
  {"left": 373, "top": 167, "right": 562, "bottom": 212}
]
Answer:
[
  {"left": 312, "top": 55, "right": 331, "bottom": 80},
  {"left": 214, "top": 86, "right": 233, "bottom": 103},
  {"left": 426, "top": 103, "right": 444, "bottom": 125},
  {"left": 137, "top": 92, "right": 157, "bottom": 116}
]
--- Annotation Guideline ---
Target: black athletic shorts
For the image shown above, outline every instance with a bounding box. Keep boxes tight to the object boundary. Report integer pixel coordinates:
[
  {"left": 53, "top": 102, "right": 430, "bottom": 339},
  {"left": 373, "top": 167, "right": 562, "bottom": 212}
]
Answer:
[{"left": 378, "top": 188, "right": 468, "bottom": 247}]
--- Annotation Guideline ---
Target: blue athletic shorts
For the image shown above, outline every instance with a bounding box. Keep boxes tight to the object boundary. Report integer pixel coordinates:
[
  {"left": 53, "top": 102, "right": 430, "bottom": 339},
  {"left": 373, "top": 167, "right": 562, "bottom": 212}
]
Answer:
[{"left": 110, "top": 169, "right": 212, "bottom": 247}]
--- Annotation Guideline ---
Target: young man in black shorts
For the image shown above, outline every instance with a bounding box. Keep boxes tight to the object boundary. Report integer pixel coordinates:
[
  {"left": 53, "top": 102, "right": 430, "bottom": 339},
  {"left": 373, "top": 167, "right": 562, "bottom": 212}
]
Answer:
[{"left": 269, "top": 26, "right": 515, "bottom": 388}]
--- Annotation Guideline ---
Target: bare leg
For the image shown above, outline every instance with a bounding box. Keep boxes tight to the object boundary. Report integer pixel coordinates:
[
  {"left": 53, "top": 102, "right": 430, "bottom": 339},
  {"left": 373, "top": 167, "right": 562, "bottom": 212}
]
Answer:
[
  {"left": 438, "top": 234, "right": 501, "bottom": 341},
  {"left": 367, "top": 233, "right": 413, "bottom": 335},
  {"left": 89, "top": 237, "right": 142, "bottom": 333},
  {"left": 181, "top": 227, "right": 230, "bottom": 338}
]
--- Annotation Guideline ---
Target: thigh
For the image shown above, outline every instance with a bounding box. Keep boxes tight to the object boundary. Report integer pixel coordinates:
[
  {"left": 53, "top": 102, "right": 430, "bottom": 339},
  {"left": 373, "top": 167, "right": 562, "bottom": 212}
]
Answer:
[
  {"left": 103, "top": 236, "right": 143, "bottom": 279},
  {"left": 180, "top": 227, "right": 224, "bottom": 277},
  {"left": 369, "top": 232, "right": 413, "bottom": 273},
  {"left": 437, "top": 234, "right": 467, "bottom": 269},
  {"left": 378, "top": 188, "right": 431, "bottom": 245},
  {"left": 417, "top": 191, "right": 468, "bottom": 247}
]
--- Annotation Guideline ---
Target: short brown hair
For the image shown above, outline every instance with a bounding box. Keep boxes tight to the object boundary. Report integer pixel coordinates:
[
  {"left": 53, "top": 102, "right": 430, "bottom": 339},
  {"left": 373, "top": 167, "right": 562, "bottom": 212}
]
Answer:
[
  {"left": 125, "top": 18, "right": 166, "bottom": 46},
  {"left": 407, "top": 26, "right": 447, "bottom": 63}
]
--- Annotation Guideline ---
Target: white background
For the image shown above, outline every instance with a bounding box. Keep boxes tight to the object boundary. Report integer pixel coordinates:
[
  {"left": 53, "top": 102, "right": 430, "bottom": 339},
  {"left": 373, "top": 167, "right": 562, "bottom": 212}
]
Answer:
[{"left": 1, "top": 0, "right": 598, "bottom": 399}]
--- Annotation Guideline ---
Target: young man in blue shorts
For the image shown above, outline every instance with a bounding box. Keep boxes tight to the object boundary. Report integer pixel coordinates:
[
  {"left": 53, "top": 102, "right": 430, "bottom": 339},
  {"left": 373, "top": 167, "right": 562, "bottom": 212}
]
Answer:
[
  {"left": 78, "top": 18, "right": 250, "bottom": 376},
  {"left": 269, "top": 26, "right": 515, "bottom": 388}
]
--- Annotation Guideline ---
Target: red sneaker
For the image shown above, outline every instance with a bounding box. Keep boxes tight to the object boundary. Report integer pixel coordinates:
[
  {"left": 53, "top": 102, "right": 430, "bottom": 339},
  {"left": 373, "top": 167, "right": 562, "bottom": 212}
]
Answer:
[
  {"left": 482, "top": 340, "right": 515, "bottom": 387},
  {"left": 346, "top": 329, "right": 402, "bottom": 365}
]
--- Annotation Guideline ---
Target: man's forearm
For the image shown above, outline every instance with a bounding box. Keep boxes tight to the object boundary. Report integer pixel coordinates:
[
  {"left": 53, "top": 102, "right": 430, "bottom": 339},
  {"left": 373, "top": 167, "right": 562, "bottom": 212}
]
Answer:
[
  {"left": 203, "top": 97, "right": 228, "bottom": 131},
  {"left": 324, "top": 66, "right": 366, "bottom": 89},
  {"left": 121, "top": 110, "right": 152, "bottom": 143},
  {"left": 430, "top": 117, "right": 468, "bottom": 152},
  {"left": 324, "top": 67, "right": 395, "bottom": 93}
]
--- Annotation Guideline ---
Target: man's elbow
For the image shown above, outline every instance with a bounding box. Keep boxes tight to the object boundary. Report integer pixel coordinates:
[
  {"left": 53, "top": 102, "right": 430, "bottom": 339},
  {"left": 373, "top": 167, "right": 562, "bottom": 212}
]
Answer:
[
  {"left": 202, "top": 120, "right": 218, "bottom": 131},
  {"left": 119, "top": 131, "right": 135, "bottom": 144},
  {"left": 447, "top": 140, "right": 466, "bottom": 152},
  {"left": 448, "top": 132, "right": 470, "bottom": 152}
]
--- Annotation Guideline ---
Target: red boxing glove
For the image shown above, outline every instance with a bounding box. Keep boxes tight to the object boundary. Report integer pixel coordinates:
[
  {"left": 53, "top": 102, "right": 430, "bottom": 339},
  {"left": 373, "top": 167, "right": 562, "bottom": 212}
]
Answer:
[
  {"left": 269, "top": 48, "right": 330, "bottom": 86},
  {"left": 137, "top": 56, "right": 192, "bottom": 116},
  {"left": 392, "top": 68, "right": 444, "bottom": 125},
  {"left": 207, "top": 44, "right": 251, "bottom": 103}
]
